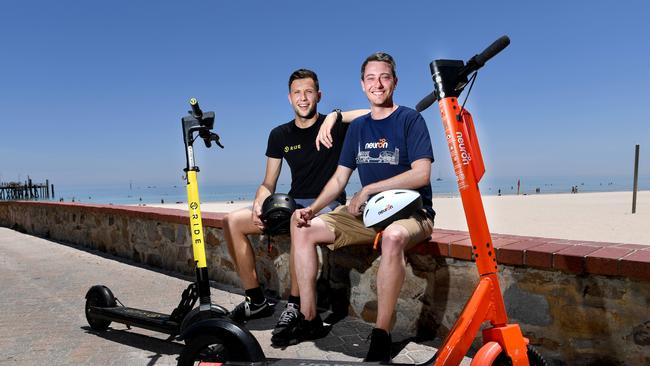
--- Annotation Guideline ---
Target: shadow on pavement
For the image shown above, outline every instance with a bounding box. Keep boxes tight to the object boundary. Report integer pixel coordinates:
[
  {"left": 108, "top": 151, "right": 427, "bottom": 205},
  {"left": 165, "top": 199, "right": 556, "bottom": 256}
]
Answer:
[{"left": 82, "top": 325, "right": 183, "bottom": 359}]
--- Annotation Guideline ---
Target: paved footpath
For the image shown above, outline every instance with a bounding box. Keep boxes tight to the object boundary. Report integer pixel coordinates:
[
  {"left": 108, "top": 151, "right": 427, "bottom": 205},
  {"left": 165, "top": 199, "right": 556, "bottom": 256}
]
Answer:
[{"left": 0, "top": 227, "right": 471, "bottom": 365}]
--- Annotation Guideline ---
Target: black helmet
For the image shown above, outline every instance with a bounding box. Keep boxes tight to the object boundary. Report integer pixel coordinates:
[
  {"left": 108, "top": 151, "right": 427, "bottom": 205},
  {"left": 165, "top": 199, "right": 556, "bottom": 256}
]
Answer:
[{"left": 261, "top": 193, "right": 296, "bottom": 235}]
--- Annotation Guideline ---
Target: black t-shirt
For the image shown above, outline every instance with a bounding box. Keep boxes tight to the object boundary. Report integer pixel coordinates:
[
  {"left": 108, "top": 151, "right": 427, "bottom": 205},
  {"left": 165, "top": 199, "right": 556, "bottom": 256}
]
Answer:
[{"left": 266, "top": 113, "right": 348, "bottom": 203}]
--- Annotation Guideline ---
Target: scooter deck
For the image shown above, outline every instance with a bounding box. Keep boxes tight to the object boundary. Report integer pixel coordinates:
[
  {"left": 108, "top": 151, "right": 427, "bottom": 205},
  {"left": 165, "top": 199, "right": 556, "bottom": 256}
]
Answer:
[
  {"left": 89, "top": 305, "right": 180, "bottom": 334},
  {"left": 230, "top": 358, "right": 423, "bottom": 366},
  {"left": 276, "top": 359, "right": 420, "bottom": 366}
]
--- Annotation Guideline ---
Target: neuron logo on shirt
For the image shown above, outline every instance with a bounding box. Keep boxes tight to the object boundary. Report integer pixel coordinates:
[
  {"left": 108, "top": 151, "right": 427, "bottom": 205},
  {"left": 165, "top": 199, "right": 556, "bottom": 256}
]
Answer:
[{"left": 365, "top": 138, "right": 388, "bottom": 149}]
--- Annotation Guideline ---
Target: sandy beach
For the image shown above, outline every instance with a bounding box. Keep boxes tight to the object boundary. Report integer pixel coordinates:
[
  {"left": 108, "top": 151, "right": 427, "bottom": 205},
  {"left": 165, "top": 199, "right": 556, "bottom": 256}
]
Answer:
[{"left": 147, "top": 190, "right": 650, "bottom": 246}]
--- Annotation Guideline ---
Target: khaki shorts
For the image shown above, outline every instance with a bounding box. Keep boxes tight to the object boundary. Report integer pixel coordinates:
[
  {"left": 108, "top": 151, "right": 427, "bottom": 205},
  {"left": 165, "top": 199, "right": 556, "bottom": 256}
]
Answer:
[{"left": 319, "top": 205, "right": 434, "bottom": 250}]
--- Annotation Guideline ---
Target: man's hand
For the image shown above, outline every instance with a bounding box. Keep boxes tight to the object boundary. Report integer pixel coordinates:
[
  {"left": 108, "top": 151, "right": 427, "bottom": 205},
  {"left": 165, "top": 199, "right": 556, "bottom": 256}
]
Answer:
[
  {"left": 316, "top": 112, "right": 337, "bottom": 151},
  {"left": 252, "top": 201, "right": 265, "bottom": 230},
  {"left": 348, "top": 189, "right": 369, "bottom": 217},
  {"left": 294, "top": 207, "right": 315, "bottom": 228}
]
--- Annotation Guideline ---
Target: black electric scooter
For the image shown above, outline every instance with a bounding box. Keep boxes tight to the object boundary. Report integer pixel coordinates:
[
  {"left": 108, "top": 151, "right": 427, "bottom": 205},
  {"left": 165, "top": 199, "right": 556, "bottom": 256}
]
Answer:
[{"left": 84, "top": 98, "right": 230, "bottom": 339}]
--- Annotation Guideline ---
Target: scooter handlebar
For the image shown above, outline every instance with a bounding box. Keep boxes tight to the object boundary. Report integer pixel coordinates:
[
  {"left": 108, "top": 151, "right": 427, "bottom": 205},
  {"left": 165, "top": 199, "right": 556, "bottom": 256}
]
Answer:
[
  {"left": 415, "top": 91, "right": 438, "bottom": 112},
  {"left": 416, "top": 35, "right": 510, "bottom": 112},
  {"left": 474, "top": 35, "right": 510, "bottom": 67},
  {"left": 460, "top": 35, "right": 510, "bottom": 78}
]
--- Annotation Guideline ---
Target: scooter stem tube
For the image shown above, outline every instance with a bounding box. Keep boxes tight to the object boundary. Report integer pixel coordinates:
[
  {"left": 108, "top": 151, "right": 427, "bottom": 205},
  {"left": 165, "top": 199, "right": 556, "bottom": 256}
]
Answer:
[
  {"left": 187, "top": 170, "right": 207, "bottom": 268},
  {"left": 186, "top": 169, "right": 211, "bottom": 305},
  {"left": 430, "top": 97, "right": 512, "bottom": 365},
  {"left": 438, "top": 96, "right": 507, "bottom": 323}
]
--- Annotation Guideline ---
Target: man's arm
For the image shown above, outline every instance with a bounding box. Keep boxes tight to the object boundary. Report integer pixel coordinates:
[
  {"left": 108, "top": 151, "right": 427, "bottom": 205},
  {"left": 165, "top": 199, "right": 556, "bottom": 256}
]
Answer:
[
  {"left": 295, "top": 165, "right": 353, "bottom": 226},
  {"left": 347, "top": 158, "right": 432, "bottom": 215},
  {"left": 251, "top": 157, "right": 282, "bottom": 228},
  {"left": 316, "top": 109, "right": 370, "bottom": 150}
]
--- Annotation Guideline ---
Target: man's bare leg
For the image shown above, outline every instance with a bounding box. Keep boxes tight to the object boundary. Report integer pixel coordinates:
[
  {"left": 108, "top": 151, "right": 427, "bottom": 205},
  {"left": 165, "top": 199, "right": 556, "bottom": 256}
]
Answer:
[
  {"left": 271, "top": 215, "right": 335, "bottom": 347},
  {"left": 223, "top": 207, "right": 279, "bottom": 322},
  {"left": 289, "top": 243, "right": 300, "bottom": 297},
  {"left": 223, "top": 207, "right": 262, "bottom": 290},
  {"left": 290, "top": 216, "right": 335, "bottom": 320},
  {"left": 375, "top": 224, "right": 409, "bottom": 331}
]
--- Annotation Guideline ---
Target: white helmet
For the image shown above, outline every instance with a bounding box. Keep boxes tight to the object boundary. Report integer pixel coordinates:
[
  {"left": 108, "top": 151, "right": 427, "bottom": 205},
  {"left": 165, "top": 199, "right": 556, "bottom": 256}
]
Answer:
[{"left": 362, "top": 189, "right": 423, "bottom": 228}]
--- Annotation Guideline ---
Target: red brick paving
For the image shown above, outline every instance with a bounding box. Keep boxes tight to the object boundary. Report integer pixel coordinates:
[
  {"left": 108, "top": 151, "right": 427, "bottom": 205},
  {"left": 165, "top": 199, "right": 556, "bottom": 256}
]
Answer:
[
  {"left": 585, "top": 247, "right": 636, "bottom": 276},
  {"left": 524, "top": 243, "right": 572, "bottom": 269},
  {"left": 497, "top": 239, "right": 547, "bottom": 266},
  {"left": 553, "top": 245, "right": 601, "bottom": 274},
  {"left": 619, "top": 250, "right": 650, "bottom": 281}
]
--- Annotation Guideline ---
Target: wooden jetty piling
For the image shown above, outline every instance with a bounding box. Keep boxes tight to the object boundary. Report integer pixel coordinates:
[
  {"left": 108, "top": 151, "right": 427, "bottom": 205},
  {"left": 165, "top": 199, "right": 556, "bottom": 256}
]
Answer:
[{"left": 0, "top": 178, "right": 53, "bottom": 201}]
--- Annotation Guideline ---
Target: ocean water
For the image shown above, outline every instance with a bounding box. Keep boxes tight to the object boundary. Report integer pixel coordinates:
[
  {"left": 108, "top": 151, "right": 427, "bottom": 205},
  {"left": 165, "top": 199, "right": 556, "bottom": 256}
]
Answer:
[{"left": 48, "top": 175, "right": 650, "bottom": 206}]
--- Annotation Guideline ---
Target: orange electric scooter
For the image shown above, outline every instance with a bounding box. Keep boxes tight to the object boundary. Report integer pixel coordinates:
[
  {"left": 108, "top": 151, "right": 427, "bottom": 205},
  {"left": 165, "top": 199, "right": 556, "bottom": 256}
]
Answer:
[
  {"left": 180, "top": 36, "right": 548, "bottom": 365},
  {"left": 414, "top": 35, "right": 546, "bottom": 366}
]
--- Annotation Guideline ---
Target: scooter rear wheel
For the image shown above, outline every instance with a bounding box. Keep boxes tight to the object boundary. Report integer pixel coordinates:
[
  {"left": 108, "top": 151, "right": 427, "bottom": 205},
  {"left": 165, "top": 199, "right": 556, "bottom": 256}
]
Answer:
[
  {"left": 178, "top": 334, "right": 230, "bottom": 366},
  {"left": 85, "top": 285, "right": 117, "bottom": 331}
]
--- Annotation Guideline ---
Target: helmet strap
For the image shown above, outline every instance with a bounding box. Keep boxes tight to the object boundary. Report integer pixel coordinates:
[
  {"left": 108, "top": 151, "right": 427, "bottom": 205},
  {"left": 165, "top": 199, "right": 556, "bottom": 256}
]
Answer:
[{"left": 373, "top": 231, "right": 383, "bottom": 251}]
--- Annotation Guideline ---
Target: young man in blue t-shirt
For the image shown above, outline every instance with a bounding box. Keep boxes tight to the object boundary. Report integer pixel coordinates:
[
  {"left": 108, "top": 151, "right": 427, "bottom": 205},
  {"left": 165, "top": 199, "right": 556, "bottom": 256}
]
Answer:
[{"left": 274, "top": 53, "right": 435, "bottom": 361}]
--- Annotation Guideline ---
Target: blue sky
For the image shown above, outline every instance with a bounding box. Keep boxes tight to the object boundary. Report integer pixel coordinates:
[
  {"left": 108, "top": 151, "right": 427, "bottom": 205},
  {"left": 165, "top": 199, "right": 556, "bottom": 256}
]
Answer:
[{"left": 1, "top": 1, "right": 648, "bottom": 189}]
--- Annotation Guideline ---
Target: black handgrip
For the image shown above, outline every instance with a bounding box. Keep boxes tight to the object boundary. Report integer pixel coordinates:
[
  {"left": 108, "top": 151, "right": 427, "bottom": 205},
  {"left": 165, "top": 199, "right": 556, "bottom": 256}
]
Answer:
[
  {"left": 458, "top": 35, "right": 510, "bottom": 80},
  {"left": 189, "top": 97, "right": 203, "bottom": 118},
  {"left": 415, "top": 91, "right": 438, "bottom": 112},
  {"left": 474, "top": 35, "right": 510, "bottom": 67}
]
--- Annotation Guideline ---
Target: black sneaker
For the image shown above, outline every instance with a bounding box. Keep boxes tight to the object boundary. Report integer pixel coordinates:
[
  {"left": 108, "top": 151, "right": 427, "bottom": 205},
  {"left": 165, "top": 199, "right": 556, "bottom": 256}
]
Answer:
[
  {"left": 229, "top": 297, "right": 274, "bottom": 323},
  {"left": 364, "top": 328, "right": 392, "bottom": 362},
  {"left": 272, "top": 303, "right": 300, "bottom": 335},
  {"left": 271, "top": 311, "right": 327, "bottom": 347}
]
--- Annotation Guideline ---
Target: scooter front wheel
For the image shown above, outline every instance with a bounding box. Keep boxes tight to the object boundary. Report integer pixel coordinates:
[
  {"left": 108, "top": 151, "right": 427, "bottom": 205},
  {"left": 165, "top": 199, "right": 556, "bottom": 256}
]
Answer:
[{"left": 84, "top": 285, "right": 117, "bottom": 331}]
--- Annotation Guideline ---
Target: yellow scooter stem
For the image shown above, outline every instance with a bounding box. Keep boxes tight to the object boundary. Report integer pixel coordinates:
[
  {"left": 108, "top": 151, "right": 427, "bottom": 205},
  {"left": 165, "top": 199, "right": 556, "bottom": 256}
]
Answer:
[{"left": 186, "top": 170, "right": 207, "bottom": 268}]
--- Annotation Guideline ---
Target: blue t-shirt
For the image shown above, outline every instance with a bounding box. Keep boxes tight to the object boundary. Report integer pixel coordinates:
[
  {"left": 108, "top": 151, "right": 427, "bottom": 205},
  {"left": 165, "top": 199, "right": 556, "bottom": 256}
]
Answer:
[{"left": 339, "top": 106, "right": 435, "bottom": 217}]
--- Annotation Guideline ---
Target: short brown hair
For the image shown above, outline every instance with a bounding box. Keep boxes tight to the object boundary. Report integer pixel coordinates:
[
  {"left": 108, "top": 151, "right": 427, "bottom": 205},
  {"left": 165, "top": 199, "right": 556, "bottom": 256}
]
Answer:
[
  {"left": 361, "top": 52, "right": 397, "bottom": 80},
  {"left": 288, "top": 69, "right": 319, "bottom": 91}
]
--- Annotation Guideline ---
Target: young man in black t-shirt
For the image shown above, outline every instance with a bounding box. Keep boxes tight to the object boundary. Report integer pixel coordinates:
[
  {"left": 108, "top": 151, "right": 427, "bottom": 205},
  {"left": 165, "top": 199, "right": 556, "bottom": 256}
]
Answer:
[{"left": 223, "top": 69, "right": 365, "bottom": 332}]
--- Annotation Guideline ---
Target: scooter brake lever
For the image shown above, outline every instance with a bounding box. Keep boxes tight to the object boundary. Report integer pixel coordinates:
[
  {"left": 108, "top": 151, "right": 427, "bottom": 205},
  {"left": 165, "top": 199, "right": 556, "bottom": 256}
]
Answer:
[{"left": 211, "top": 133, "right": 224, "bottom": 148}]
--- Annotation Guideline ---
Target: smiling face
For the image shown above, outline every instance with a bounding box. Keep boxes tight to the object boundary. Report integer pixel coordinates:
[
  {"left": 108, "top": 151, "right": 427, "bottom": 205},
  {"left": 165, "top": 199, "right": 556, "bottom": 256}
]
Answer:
[
  {"left": 361, "top": 61, "right": 397, "bottom": 108},
  {"left": 288, "top": 77, "right": 321, "bottom": 120}
]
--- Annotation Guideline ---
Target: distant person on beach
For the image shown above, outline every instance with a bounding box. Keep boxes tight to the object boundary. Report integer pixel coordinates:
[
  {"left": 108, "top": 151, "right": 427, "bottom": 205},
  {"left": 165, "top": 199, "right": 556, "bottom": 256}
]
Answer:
[
  {"left": 222, "top": 69, "right": 367, "bottom": 327},
  {"left": 284, "top": 53, "right": 435, "bottom": 361}
]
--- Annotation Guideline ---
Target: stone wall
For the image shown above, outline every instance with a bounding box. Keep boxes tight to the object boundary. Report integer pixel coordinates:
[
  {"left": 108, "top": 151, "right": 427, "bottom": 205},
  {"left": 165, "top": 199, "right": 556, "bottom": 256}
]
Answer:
[{"left": 0, "top": 201, "right": 647, "bottom": 366}]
